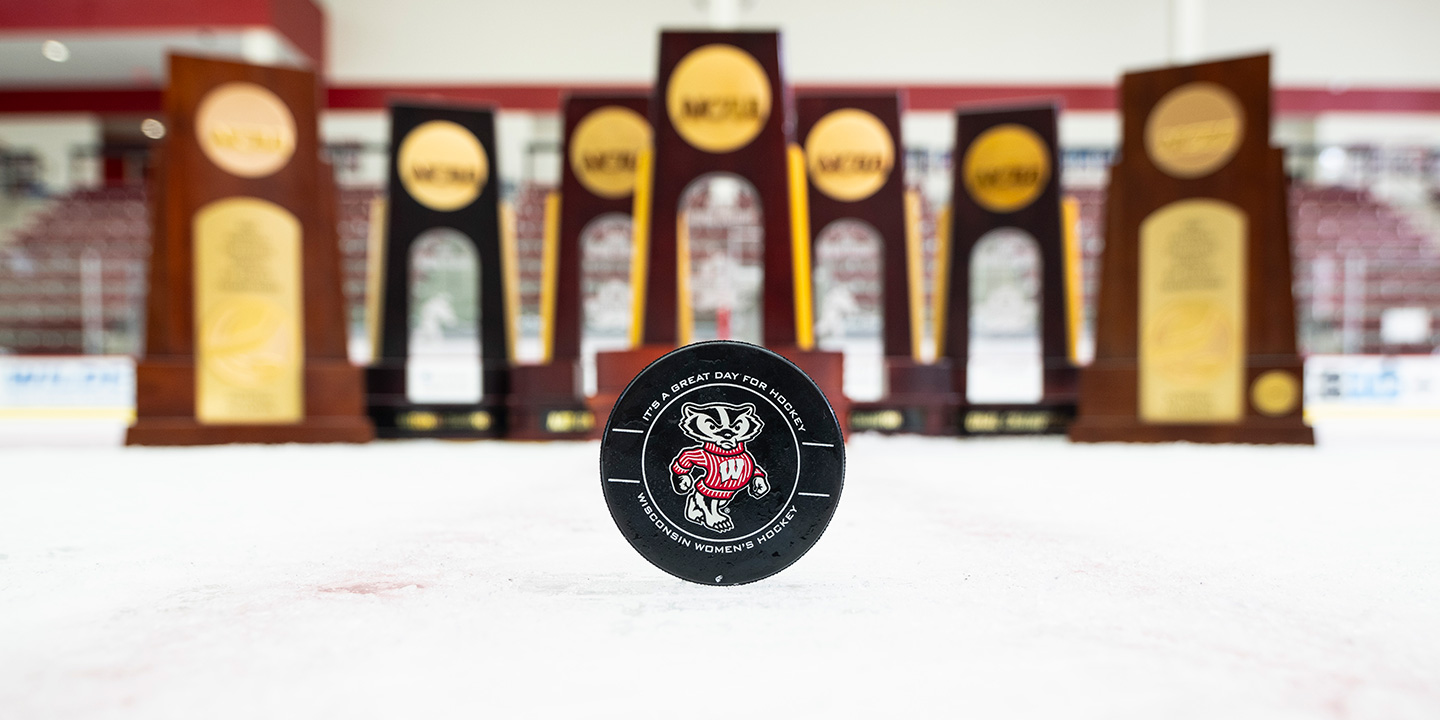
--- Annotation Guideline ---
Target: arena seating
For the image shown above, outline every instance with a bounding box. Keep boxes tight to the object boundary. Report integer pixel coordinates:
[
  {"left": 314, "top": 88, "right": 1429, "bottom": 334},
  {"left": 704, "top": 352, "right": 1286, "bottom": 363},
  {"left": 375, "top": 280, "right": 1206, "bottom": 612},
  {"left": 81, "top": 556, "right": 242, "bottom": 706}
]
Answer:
[
  {"left": 2, "top": 180, "right": 1435, "bottom": 357},
  {"left": 511, "top": 182, "right": 551, "bottom": 330},
  {"left": 335, "top": 185, "right": 383, "bottom": 334},
  {"left": 1290, "top": 186, "right": 1440, "bottom": 353},
  {"left": 0, "top": 186, "right": 148, "bottom": 355}
]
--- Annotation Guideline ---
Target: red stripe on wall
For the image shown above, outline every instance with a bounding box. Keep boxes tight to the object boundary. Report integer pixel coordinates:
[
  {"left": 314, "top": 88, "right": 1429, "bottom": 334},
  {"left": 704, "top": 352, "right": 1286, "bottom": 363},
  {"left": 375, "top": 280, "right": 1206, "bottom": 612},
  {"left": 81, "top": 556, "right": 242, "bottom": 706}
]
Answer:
[
  {"left": 0, "top": 88, "right": 165, "bottom": 114},
  {"left": 2, "top": 84, "right": 1438, "bottom": 115},
  {"left": 0, "top": 0, "right": 265, "bottom": 30},
  {"left": 326, "top": 85, "right": 646, "bottom": 111}
]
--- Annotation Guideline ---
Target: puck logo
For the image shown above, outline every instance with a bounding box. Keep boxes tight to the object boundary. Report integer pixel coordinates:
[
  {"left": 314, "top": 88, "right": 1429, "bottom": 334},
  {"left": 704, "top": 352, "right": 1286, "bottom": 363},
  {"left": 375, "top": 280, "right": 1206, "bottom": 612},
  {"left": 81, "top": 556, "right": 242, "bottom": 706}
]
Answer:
[
  {"left": 642, "top": 384, "right": 800, "bottom": 547},
  {"left": 601, "top": 341, "right": 844, "bottom": 586},
  {"left": 670, "top": 402, "right": 769, "bottom": 532}
]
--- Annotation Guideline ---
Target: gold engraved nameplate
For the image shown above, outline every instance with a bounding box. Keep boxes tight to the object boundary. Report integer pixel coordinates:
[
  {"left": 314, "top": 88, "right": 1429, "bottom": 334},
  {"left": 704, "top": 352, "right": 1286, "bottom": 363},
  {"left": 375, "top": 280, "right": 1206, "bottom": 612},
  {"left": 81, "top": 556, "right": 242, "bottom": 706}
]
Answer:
[{"left": 194, "top": 197, "right": 305, "bottom": 424}]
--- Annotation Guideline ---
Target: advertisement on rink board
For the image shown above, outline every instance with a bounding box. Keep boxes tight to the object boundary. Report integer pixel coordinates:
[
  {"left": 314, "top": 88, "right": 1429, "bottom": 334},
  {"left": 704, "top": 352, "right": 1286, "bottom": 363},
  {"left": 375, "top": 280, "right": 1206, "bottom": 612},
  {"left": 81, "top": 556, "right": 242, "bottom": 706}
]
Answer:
[
  {"left": 1304, "top": 355, "right": 1440, "bottom": 416},
  {"left": 0, "top": 356, "right": 134, "bottom": 416},
  {"left": 1, "top": 355, "right": 1437, "bottom": 423}
]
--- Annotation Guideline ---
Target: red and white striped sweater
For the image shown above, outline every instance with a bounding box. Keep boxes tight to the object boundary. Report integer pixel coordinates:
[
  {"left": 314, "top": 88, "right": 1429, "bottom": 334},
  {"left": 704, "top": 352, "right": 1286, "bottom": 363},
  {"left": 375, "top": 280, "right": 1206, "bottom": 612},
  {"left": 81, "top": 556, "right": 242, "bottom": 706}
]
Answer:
[{"left": 670, "top": 442, "right": 766, "bottom": 500}]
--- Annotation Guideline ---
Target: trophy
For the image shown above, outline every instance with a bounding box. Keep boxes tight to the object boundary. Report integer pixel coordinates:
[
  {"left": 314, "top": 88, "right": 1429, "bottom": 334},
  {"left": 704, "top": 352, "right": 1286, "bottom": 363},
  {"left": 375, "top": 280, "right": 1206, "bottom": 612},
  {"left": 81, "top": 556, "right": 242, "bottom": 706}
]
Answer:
[
  {"left": 593, "top": 31, "right": 844, "bottom": 424},
  {"left": 795, "top": 92, "right": 950, "bottom": 433},
  {"left": 128, "top": 55, "right": 372, "bottom": 445},
  {"left": 939, "top": 102, "right": 1079, "bottom": 435},
  {"left": 1069, "top": 54, "right": 1314, "bottom": 444},
  {"left": 366, "top": 102, "right": 511, "bottom": 438},
  {"left": 507, "top": 94, "right": 651, "bottom": 439}
]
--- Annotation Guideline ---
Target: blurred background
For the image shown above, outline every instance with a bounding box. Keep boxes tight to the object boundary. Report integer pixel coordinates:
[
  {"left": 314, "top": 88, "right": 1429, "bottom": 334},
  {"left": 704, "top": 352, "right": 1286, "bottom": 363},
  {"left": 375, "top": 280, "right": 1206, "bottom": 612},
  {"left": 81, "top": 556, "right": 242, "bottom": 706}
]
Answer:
[
  {"left": 4, "top": 5, "right": 1440, "bottom": 718},
  {"left": 1, "top": 0, "right": 1438, "bottom": 438}
]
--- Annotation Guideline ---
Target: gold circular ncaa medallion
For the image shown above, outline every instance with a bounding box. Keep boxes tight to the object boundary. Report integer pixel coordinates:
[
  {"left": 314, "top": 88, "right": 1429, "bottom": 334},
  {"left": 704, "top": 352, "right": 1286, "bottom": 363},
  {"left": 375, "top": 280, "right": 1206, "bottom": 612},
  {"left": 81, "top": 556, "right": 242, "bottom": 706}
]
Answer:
[
  {"left": 397, "top": 120, "right": 489, "bottom": 212},
  {"left": 570, "top": 106, "right": 652, "bottom": 199},
  {"left": 804, "top": 109, "right": 895, "bottom": 202},
  {"left": 1145, "top": 82, "right": 1245, "bottom": 179},
  {"left": 195, "top": 82, "right": 297, "bottom": 179},
  {"left": 962, "top": 124, "right": 1050, "bottom": 213},
  {"left": 1251, "top": 370, "right": 1300, "bottom": 417},
  {"left": 666, "top": 44, "right": 772, "bottom": 154}
]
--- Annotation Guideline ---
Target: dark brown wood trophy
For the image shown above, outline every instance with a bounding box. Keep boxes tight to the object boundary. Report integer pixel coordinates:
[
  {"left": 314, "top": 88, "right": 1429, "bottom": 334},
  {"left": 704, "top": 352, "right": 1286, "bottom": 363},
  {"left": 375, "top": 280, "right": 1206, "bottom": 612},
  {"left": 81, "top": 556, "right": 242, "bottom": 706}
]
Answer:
[
  {"left": 1069, "top": 54, "right": 1313, "bottom": 444},
  {"left": 940, "top": 102, "right": 1078, "bottom": 435},
  {"left": 366, "top": 102, "right": 511, "bottom": 438},
  {"left": 795, "top": 92, "right": 950, "bottom": 434},
  {"left": 508, "top": 94, "right": 651, "bottom": 439},
  {"left": 128, "top": 55, "right": 372, "bottom": 445},
  {"left": 592, "top": 31, "right": 845, "bottom": 424}
]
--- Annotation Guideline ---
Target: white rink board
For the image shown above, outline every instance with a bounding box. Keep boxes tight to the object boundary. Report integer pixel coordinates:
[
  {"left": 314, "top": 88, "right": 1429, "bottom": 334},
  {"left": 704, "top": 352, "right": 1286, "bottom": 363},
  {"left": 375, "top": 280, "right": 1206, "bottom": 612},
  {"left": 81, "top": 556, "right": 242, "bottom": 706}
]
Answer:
[{"left": 1, "top": 430, "right": 1438, "bottom": 719}]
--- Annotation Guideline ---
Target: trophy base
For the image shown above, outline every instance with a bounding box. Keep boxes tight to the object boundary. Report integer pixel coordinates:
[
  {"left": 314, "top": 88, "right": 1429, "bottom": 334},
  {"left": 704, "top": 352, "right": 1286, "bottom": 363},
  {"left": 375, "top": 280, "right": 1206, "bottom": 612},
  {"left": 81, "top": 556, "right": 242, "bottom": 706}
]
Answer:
[
  {"left": 848, "top": 358, "right": 957, "bottom": 435},
  {"left": 1068, "top": 362, "right": 1315, "bottom": 445},
  {"left": 506, "top": 361, "right": 596, "bottom": 440},
  {"left": 943, "top": 361, "right": 1080, "bottom": 436},
  {"left": 365, "top": 363, "right": 507, "bottom": 439},
  {"left": 126, "top": 357, "right": 374, "bottom": 446},
  {"left": 126, "top": 417, "right": 375, "bottom": 446},
  {"left": 770, "top": 346, "right": 848, "bottom": 436},
  {"left": 591, "top": 344, "right": 673, "bottom": 428},
  {"left": 1068, "top": 420, "right": 1315, "bottom": 445},
  {"left": 367, "top": 402, "right": 507, "bottom": 439},
  {"left": 955, "top": 401, "right": 1077, "bottom": 436}
]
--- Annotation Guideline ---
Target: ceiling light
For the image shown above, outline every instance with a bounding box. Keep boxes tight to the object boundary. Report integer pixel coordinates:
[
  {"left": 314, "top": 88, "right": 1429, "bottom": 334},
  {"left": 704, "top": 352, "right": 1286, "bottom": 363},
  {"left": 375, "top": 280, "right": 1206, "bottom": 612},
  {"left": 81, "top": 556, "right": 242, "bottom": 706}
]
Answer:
[
  {"left": 140, "top": 119, "right": 166, "bottom": 140},
  {"left": 41, "top": 40, "right": 70, "bottom": 63}
]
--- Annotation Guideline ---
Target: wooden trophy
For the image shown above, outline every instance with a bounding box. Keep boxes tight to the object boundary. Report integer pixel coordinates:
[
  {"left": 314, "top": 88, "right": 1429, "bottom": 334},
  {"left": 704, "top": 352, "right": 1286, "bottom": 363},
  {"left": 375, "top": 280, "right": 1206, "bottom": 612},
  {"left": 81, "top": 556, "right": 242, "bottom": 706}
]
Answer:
[
  {"left": 941, "top": 102, "right": 1078, "bottom": 435},
  {"left": 507, "top": 94, "right": 650, "bottom": 439},
  {"left": 366, "top": 102, "right": 511, "bottom": 438},
  {"left": 128, "top": 55, "right": 372, "bottom": 445},
  {"left": 795, "top": 92, "right": 951, "bottom": 433},
  {"left": 592, "top": 31, "right": 845, "bottom": 423},
  {"left": 1069, "top": 54, "right": 1313, "bottom": 444}
]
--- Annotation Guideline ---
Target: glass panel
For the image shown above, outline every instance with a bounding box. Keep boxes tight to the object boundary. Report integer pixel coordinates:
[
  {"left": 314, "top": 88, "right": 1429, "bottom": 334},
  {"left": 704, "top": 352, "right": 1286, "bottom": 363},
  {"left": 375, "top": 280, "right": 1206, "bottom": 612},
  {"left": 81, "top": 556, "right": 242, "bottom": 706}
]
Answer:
[
  {"left": 579, "top": 212, "right": 634, "bottom": 396},
  {"left": 679, "top": 173, "right": 763, "bottom": 344},
  {"left": 813, "top": 218, "right": 884, "bottom": 401},
  {"left": 407, "top": 227, "right": 482, "bottom": 403},
  {"left": 967, "top": 227, "right": 1042, "bottom": 403}
]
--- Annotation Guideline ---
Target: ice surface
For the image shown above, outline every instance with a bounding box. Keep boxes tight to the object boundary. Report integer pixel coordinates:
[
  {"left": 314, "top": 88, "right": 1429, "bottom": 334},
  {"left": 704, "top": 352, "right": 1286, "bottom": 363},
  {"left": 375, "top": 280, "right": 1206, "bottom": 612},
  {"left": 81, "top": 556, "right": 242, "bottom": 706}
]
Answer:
[{"left": 2, "top": 428, "right": 1438, "bottom": 718}]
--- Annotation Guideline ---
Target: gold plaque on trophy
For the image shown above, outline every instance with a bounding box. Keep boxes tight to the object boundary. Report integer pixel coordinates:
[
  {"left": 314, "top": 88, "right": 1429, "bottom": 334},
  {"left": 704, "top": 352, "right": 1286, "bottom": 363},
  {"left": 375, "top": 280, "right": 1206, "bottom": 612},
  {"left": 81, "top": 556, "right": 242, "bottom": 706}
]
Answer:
[
  {"left": 1145, "top": 82, "right": 1244, "bottom": 179},
  {"left": 193, "top": 197, "right": 305, "bottom": 424},
  {"left": 961, "top": 123, "right": 1050, "bottom": 213},
  {"left": 569, "top": 106, "right": 652, "bottom": 199},
  {"left": 804, "top": 108, "right": 895, "bottom": 202},
  {"left": 195, "top": 82, "right": 297, "bottom": 179},
  {"left": 397, "top": 120, "right": 489, "bottom": 212},
  {"left": 1139, "top": 198, "right": 1246, "bottom": 423},
  {"left": 665, "top": 43, "right": 772, "bottom": 153}
]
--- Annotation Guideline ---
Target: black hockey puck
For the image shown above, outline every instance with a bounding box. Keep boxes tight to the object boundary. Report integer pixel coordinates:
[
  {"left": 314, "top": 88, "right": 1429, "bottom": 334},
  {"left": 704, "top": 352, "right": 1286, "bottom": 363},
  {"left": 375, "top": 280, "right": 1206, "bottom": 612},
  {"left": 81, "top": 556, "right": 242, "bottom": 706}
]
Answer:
[{"left": 600, "top": 341, "right": 845, "bottom": 585}]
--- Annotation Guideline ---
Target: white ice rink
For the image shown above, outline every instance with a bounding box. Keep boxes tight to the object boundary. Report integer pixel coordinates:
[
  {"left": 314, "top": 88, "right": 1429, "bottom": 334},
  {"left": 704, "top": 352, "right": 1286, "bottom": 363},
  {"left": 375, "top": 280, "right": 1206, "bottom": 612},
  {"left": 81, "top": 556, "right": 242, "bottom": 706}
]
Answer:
[{"left": 2, "top": 425, "right": 1438, "bottom": 718}]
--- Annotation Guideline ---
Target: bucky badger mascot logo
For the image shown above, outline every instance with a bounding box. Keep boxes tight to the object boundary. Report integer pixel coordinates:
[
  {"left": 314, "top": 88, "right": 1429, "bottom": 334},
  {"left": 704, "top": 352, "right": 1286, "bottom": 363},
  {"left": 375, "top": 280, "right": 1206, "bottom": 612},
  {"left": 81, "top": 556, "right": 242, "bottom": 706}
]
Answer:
[{"left": 669, "top": 401, "right": 770, "bottom": 532}]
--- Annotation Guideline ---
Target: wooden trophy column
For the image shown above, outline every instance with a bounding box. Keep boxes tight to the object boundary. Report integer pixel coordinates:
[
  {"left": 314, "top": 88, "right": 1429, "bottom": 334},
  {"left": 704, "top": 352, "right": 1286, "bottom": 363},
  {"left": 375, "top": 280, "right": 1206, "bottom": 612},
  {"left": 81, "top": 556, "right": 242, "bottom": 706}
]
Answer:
[
  {"left": 508, "top": 94, "right": 650, "bottom": 439},
  {"left": 367, "top": 102, "right": 510, "bottom": 438},
  {"left": 128, "top": 55, "right": 372, "bottom": 445},
  {"left": 796, "top": 92, "right": 952, "bottom": 434},
  {"left": 942, "top": 102, "right": 1078, "bottom": 435},
  {"left": 593, "top": 31, "right": 844, "bottom": 425},
  {"left": 1069, "top": 54, "right": 1313, "bottom": 444}
]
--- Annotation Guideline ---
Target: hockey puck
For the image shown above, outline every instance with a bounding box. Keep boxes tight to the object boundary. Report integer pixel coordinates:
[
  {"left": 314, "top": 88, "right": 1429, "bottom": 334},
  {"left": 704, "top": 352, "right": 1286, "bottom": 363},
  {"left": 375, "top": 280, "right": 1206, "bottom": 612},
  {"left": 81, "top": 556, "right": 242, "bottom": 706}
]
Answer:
[{"left": 599, "top": 341, "right": 845, "bottom": 585}]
